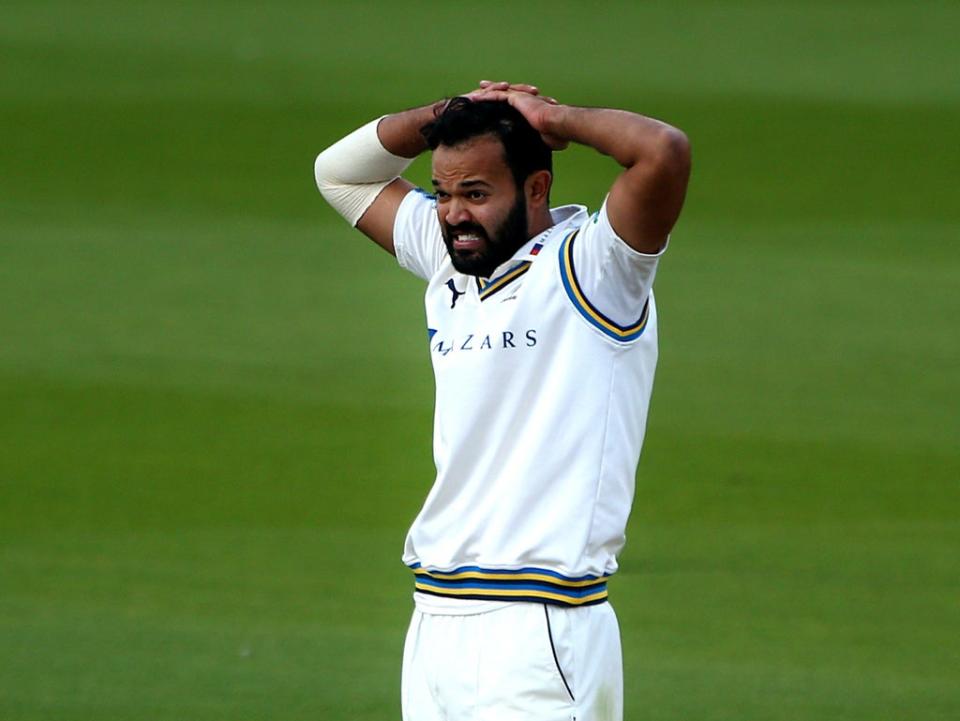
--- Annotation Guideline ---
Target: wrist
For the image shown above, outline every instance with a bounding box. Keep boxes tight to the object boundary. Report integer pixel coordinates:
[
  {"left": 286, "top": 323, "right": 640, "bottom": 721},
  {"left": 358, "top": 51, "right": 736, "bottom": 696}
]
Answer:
[
  {"left": 379, "top": 101, "right": 443, "bottom": 158},
  {"left": 541, "top": 103, "right": 572, "bottom": 141}
]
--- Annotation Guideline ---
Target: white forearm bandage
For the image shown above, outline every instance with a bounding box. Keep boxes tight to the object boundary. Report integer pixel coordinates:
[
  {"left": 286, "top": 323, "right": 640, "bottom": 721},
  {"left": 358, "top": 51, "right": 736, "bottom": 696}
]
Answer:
[{"left": 313, "top": 117, "right": 414, "bottom": 226}]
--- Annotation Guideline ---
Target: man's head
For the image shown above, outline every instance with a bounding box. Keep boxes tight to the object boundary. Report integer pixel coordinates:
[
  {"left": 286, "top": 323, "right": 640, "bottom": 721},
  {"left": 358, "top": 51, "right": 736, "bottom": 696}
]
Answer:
[{"left": 421, "top": 98, "right": 553, "bottom": 277}]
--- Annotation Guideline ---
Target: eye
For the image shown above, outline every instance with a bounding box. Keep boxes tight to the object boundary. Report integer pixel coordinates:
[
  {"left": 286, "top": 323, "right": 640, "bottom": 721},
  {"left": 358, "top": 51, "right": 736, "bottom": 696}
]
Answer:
[
  {"left": 435, "top": 190, "right": 450, "bottom": 201},
  {"left": 467, "top": 190, "right": 487, "bottom": 201}
]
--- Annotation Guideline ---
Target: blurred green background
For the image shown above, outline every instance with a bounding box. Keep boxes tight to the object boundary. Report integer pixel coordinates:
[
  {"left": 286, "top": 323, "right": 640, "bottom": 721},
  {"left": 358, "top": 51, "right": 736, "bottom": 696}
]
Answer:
[{"left": 1, "top": 1, "right": 958, "bottom": 719}]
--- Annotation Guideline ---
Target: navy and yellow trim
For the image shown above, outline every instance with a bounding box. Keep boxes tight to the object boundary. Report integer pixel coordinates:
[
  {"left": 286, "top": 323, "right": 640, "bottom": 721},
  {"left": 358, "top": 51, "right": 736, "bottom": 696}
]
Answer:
[
  {"left": 558, "top": 229, "right": 650, "bottom": 342},
  {"left": 475, "top": 262, "right": 532, "bottom": 301},
  {"left": 410, "top": 563, "right": 609, "bottom": 607}
]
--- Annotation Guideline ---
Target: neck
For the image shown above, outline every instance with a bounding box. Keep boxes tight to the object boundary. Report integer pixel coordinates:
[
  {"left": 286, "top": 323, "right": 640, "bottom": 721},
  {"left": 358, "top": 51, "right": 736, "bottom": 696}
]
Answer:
[{"left": 528, "top": 207, "right": 553, "bottom": 239}]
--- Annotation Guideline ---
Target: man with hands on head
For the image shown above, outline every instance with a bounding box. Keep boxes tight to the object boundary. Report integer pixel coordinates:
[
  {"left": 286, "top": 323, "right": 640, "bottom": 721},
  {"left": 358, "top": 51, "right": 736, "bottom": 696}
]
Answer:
[{"left": 314, "top": 81, "right": 690, "bottom": 721}]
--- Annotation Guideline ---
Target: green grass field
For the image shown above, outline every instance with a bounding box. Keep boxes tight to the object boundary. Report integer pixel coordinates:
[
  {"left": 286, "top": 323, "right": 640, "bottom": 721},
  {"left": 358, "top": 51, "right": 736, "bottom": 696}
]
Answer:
[{"left": 2, "top": 1, "right": 958, "bottom": 719}]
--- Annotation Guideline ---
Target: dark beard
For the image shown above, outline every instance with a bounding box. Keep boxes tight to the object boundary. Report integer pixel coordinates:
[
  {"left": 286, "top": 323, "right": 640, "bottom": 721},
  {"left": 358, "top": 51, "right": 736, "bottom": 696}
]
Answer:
[{"left": 442, "top": 194, "right": 529, "bottom": 277}]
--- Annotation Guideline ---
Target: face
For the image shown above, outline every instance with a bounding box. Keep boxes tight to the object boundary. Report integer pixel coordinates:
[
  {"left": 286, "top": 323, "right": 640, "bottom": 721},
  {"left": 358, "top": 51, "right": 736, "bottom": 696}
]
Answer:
[{"left": 432, "top": 135, "right": 529, "bottom": 277}]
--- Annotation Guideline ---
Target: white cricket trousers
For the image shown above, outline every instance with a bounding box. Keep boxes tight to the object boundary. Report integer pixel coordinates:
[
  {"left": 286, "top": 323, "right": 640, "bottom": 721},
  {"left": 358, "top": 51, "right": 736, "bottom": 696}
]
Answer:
[{"left": 401, "top": 601, "right": 623, "bottom": 721}]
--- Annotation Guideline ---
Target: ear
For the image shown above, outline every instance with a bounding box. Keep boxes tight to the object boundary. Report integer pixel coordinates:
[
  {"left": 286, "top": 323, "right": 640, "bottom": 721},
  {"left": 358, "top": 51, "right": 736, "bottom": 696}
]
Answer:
[{"left": 525, "top": 170, "right": 552, "bottom": 208}]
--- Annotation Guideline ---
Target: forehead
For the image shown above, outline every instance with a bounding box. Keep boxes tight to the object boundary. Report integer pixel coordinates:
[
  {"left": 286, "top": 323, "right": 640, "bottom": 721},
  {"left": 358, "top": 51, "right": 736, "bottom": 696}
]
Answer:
[{"left": 431, "top": 134, "right": 513, "bottom": 186}]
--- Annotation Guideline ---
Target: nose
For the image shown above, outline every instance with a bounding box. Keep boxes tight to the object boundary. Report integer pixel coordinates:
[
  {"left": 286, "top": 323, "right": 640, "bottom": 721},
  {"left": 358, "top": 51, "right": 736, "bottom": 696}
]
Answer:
[{"left": 445, "top": 198, "right": 473, "bottom": 227}]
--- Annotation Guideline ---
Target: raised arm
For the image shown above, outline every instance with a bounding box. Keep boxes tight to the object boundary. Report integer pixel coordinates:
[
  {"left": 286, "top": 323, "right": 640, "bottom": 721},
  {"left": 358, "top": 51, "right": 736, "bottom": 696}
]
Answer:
[
  {"left": 313, "top": 104, "right": 434, "bottom": 256},
  {"left": 473, "top": 88, "right": 692, "bottom": 254},
  {"left": 314, "top": 83, "right": 545, "bottom": 256}
]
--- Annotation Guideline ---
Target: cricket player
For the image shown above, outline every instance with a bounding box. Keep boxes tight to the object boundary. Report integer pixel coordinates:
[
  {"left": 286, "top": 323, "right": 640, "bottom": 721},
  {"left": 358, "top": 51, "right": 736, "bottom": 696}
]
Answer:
[{"left": 314, "top": 81, "right": 691, "bottom": 721}]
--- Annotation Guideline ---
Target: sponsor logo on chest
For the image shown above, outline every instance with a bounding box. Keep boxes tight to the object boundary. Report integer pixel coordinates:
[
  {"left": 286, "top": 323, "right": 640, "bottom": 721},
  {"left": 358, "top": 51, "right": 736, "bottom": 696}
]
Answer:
[{"left": 428, "top": 328, "right": 538, "bottom": 356}]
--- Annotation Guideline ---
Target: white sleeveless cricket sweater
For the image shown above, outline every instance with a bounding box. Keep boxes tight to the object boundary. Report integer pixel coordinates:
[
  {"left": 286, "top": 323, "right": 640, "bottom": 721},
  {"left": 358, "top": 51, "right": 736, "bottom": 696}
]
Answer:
[{"left": 393, "top": 189, "right": 665, "bottom": 608}]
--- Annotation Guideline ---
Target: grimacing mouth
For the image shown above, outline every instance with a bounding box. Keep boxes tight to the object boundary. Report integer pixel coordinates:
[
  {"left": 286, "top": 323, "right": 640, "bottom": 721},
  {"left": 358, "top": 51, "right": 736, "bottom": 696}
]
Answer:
[{"left": 446, "top": 223, "right": 489, "bottom": 248}]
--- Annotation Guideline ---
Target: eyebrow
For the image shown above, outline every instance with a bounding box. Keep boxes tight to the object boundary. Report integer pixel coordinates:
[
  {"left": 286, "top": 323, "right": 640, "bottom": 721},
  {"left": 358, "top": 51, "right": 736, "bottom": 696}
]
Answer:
[{"left": 431, "top": 179, "right": 493, "bottom": 189}]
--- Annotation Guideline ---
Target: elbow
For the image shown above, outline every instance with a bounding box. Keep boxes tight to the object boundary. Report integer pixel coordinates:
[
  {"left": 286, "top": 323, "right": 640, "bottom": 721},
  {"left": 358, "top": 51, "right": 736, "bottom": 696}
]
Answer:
[
  {"left": 314, "top": 146, "right": 355, "bottom": 207},
  {"left": 313, "top": 148, "right": 350, "bottom": 215},
  {"left": 655, "top": 127, "right": 692, "bottom": 178},
  {"left": 314, "top": 147, "right": 336, "bottom": 194}
]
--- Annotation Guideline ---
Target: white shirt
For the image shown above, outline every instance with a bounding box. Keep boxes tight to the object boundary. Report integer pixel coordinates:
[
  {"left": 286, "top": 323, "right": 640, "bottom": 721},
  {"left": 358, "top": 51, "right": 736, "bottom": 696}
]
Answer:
[{"left": 393, "top": 188, "right": 665, "bottom": 609}]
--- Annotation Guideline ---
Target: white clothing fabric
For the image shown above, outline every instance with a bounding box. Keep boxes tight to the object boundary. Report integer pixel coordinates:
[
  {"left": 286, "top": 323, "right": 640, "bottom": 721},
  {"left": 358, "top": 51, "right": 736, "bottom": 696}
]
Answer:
[
  {"left": 401, "top": 601, "right": 623, "bottom": 721},
  {"left": 313, "top": 117, "right": 412, "bottom": 226},
  {"left": 393, "top": 189, "right": 665, "bottom": 607}
]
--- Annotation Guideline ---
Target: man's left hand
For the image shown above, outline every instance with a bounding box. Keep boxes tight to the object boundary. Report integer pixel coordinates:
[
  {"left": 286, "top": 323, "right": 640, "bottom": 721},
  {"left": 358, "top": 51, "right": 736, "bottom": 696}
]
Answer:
[{"left": 472, "top": 81, "right": 569, "bottom": 150}]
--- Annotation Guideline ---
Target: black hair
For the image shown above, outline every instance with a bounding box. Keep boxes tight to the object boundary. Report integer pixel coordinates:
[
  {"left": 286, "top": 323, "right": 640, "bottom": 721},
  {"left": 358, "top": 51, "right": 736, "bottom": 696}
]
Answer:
[{"left": 421, "top": 97, "right": 552, "bottom": 190}]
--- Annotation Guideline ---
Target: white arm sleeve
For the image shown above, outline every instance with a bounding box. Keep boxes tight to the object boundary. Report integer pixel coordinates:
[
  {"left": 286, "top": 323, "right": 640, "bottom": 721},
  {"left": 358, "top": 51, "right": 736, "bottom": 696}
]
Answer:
[{"left": 313, "top": 117, "right": 414, "bottom": 226}]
